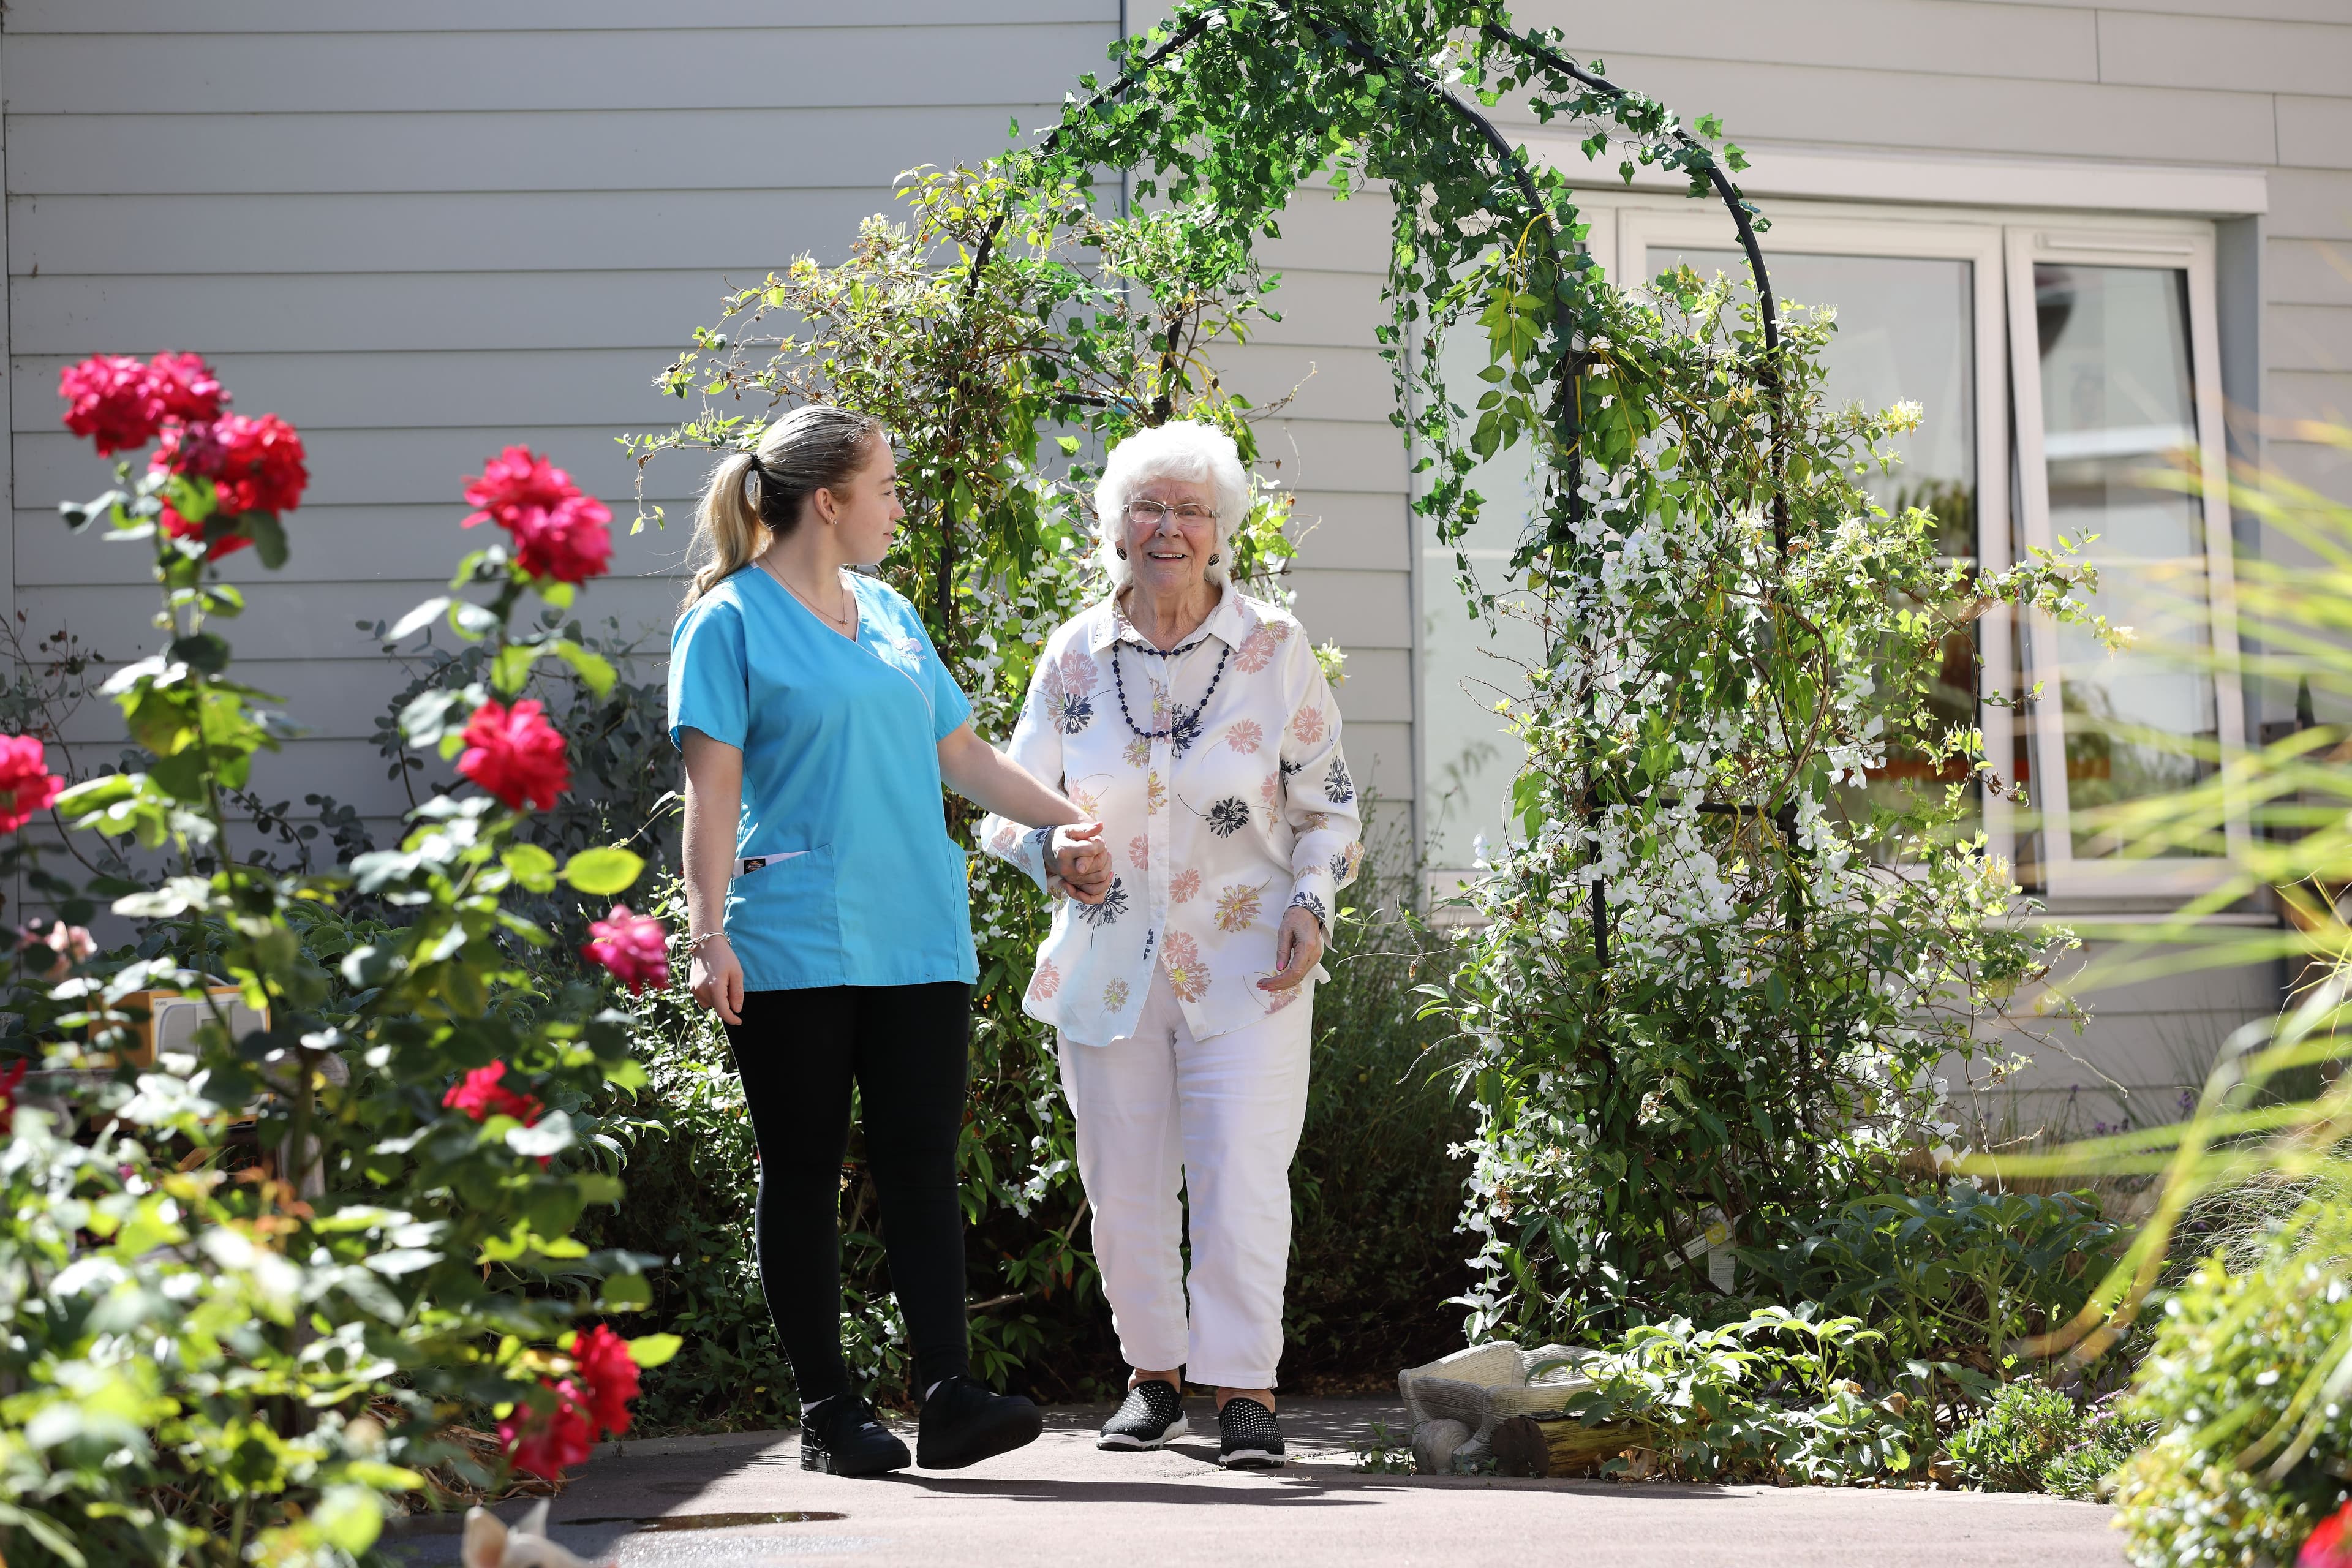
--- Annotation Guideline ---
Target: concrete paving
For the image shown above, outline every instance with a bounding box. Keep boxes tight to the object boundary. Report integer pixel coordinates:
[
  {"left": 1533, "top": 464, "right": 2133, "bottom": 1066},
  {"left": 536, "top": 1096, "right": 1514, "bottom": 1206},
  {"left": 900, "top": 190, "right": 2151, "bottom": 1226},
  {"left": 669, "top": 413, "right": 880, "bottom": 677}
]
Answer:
[{"left": 386, "top": 1398, "right": 2127, "bottom": 1567}]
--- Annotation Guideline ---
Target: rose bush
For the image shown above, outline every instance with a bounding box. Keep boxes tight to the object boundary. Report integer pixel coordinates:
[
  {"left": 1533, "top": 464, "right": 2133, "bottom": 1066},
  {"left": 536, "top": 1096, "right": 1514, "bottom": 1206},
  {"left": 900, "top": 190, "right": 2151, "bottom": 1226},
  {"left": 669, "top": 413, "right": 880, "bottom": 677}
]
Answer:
[{"left": 0, "top": 355, "right": 678, "bottom": 1566}]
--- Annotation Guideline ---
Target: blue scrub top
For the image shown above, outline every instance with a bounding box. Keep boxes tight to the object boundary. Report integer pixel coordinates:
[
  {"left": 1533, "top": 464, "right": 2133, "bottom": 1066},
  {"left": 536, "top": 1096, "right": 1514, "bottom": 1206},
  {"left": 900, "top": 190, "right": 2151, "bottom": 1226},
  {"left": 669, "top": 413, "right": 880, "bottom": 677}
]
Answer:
[{"left": 667, "top": 567, "right": 978, "bottom": 992}]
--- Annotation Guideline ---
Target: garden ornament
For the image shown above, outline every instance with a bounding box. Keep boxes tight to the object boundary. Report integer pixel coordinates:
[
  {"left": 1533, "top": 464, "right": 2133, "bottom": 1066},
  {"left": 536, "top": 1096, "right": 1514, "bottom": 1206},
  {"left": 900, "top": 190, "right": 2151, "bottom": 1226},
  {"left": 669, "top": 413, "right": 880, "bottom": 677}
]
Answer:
[
  {"left": 461, "top": 1500, "right": 608, "bottom": 1568},
  {"left": 1398, "top": 1340, "right": 1599, "bottom": 1473}
]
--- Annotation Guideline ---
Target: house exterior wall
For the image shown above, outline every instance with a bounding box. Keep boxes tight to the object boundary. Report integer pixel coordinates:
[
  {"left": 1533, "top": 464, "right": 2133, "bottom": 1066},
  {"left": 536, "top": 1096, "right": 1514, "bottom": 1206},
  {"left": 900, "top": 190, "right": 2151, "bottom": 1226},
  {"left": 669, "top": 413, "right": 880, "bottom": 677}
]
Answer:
[
  {"left": 7, "top": 1, "right": 2338, "bottom": 1114},
  {"left": 2, "top": 1, "right": 1124, "bottom": 845}
]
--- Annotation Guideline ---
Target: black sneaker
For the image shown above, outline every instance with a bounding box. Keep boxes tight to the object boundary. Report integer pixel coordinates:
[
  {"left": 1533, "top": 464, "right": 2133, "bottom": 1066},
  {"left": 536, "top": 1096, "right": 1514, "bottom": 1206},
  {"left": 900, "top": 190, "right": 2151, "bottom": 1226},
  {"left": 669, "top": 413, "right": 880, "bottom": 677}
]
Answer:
[
  {"left": 916, "top": 1375, "right": 1044, "bottom": 1471},
  {"left": 797, "top": 1392, "right": 910, "bottom": 1477},
  {"left": 1099, "top": 1379, "right": 1188, "bottom": 1450},
  {"left": 1216, "top": 1396, "right": 1285, "bottom": 1469}
]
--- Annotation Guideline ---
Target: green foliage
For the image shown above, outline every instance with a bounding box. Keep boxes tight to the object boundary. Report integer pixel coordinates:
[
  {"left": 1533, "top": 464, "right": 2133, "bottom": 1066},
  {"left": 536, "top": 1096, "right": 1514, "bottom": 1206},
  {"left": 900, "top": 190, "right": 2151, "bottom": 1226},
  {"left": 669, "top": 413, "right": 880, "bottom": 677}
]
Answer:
[
  {"left": 1281, "top": 840, "right": 1472, "bottom": 1386},
  {"left": 1, "top": 425, "right": 663, "bottom": 1564},
  {"left": 2109, "top": 1182, "right": 2352, "bottom": 1567},
  {"left": 1945, "top": 1379, "right": 2150, "bottom": 1498},
  {"left": 1743, "top": 1187, "right": 2122, "bottom": 1378},
  {"left": 1562, "top": 1307, "right": 1934, "bottom": 1485}
]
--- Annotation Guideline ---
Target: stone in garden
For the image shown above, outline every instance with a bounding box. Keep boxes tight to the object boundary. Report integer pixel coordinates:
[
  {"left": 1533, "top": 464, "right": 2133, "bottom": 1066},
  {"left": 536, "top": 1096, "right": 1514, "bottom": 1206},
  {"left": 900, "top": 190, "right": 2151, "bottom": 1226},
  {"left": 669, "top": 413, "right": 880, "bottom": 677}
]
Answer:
[{"left": 1411, "top": 1417, "right": 1471, "bottom": 1475}]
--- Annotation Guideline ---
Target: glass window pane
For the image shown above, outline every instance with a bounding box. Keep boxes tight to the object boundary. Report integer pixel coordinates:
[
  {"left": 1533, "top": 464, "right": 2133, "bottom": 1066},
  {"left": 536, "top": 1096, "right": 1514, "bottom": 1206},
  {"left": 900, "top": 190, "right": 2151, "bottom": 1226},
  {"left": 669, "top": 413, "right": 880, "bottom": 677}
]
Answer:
[
  {"left": 1419, "top": 324, "right": 1547, "bottom": 865},
  {"left": 2029, "top": 263, "right": 2217, "bottom": 858},
  {"left": 1653, "top": 248, "right": 1980, "bottom": 849}
]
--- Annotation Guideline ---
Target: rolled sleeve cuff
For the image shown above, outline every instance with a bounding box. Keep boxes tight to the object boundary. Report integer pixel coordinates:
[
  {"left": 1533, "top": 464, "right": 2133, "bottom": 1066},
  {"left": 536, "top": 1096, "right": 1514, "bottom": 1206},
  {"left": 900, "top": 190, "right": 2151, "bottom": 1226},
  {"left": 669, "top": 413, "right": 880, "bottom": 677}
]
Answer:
[
  {"left": 1286, "top": 870, "right": 1335, "bottom": 933},
  {"left": 981, "top": 816, "right": 1058, "bottom": 895}
]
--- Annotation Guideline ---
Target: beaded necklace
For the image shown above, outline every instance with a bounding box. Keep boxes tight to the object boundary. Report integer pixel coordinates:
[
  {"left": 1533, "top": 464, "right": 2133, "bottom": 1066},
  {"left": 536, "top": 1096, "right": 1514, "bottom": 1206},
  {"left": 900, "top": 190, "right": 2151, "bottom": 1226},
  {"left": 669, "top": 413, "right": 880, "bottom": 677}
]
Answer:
[{"left": 1110, "top": 632, "right": 1229, "bottom": 757}]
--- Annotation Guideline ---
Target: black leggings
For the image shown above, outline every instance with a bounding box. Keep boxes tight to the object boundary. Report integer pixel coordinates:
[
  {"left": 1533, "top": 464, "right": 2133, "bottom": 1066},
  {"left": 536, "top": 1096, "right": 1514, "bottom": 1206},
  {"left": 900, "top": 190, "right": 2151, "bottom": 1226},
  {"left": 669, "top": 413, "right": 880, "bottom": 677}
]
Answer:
[{"left": 722, "top": 982, "right": 973, "bottom": 1403}]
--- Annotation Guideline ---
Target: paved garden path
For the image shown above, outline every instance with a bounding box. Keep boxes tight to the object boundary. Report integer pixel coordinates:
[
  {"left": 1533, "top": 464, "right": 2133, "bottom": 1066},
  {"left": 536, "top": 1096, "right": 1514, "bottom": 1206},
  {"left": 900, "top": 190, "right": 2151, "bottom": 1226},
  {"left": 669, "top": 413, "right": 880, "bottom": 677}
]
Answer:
[{"left": 386, "top": 1399, "right": 2127, "bottom": 1567}]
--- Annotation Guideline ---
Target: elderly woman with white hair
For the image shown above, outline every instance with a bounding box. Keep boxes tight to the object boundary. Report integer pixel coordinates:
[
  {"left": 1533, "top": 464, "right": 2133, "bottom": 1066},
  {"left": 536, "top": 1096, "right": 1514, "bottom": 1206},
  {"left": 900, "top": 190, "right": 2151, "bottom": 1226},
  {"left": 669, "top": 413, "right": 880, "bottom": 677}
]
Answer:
[{"left": 979, "top": 420, "right": 1361, "bottom": 1468}]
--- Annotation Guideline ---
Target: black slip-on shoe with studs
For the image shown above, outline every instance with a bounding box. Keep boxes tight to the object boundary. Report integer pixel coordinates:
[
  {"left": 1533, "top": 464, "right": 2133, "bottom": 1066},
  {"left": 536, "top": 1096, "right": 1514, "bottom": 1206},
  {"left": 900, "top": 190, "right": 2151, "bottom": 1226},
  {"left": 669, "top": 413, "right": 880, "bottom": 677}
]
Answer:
[
  {"left": 797, "top": 1393, "right": 911, "bottom": 1477},
  {"left": 1098, "top": 1379, "right": 1188, "bottom": 1450},
  {"left": 1216, "top": 1396, "right": 1286, "bottom": 1469},
  {"left": 916, "top": 1375, "right": 1044, "bottom": 1471}
]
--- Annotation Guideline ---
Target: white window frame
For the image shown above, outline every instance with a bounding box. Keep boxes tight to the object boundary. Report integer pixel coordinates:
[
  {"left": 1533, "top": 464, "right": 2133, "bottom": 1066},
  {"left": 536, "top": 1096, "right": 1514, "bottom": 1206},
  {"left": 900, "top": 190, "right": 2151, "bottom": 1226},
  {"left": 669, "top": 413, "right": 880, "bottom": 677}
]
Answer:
[
  {"left": 2003, "top": 222, "right": 2249, "bottom": 897},
  {"left": 1412, "top": 179, "right": 2256, "bottom": 903},
  {"left": 1615, "top": 206, "right": 2017, "bottom": 875}
]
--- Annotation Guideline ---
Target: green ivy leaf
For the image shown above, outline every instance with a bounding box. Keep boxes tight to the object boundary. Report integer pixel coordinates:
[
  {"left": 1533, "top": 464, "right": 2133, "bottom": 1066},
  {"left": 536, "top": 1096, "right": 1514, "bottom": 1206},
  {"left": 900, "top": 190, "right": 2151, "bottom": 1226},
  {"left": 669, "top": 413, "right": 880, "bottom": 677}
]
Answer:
[
  {"left": 560, "top": 846, "right": 644, "bottom": 897},
  {"left": 501, "top": 843, "right": 559, "bottom": 892}
]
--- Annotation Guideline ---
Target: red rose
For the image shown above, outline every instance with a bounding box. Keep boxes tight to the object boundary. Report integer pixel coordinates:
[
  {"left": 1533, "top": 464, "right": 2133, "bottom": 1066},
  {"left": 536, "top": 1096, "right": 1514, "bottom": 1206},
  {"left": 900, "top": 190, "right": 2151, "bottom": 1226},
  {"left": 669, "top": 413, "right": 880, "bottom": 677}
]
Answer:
[
  {"left": 442, "top": 1061, "right": 544, "bottom": 1125},
  {"left": 145, "top": 352, "right": 227, "bottom": 424},
  {"left": 571, "top": 1324, "right": 641, "bottom": 1439},
  {"left": 500, "top": 1379, "right": 595, "bottom": 1479},
  {"left": 462, "top": 446, "right": 612, "bottom": 584},
  {"left": 2304, "top": 1502, "right": 2352, "bottom": 1568},
  {"left": 581, "top": 905, "right": 668, "bottom": 994},
  {"left": 464, "top": 445, "right": 574, "bottom": 524},
  {"left": 456, "top": 698, "right": 570, "bottom": 812},
  {"left": 208, "top": 413, "right": 309, "bottom": 516},
  {"left": 510, "top": 495, "right": 614, "bottom": 584},
  {"left": 0, "top": 736, "right": 64, "bottom": 834},
  {"left": 0, "top": 1060, "right": 24, "bottom": 1135},
  {"left": 59, "top": 355, "right": 161, "bottom": 455}
]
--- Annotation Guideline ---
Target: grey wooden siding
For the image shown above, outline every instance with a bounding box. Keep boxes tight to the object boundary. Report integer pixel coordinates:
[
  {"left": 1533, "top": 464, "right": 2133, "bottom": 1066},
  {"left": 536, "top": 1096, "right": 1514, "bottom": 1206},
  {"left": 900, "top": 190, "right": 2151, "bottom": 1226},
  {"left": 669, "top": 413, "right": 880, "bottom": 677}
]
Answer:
[{"left": 3, "top": 4, "right": 1125, "bottom": 841}]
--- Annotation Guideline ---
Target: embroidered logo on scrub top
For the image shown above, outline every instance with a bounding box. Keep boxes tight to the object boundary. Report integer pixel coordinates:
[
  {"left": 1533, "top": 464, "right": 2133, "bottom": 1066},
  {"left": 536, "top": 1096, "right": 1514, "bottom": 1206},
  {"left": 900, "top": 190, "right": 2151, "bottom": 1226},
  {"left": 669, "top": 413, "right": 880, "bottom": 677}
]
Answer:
[{"left": 864, "top": 625, "right": 937, "bottom": 725}]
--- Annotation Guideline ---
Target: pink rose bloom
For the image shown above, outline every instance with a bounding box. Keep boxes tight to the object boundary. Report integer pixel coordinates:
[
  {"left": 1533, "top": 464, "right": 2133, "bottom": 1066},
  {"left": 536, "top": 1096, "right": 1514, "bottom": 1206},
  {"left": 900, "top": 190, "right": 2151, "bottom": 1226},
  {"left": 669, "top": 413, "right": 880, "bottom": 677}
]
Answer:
[
  {"left": 582, "top": 905, "right": 668, "bottom": 993},
  {"left": 464, "top": 446, "right": 612, "bottom": 584}
]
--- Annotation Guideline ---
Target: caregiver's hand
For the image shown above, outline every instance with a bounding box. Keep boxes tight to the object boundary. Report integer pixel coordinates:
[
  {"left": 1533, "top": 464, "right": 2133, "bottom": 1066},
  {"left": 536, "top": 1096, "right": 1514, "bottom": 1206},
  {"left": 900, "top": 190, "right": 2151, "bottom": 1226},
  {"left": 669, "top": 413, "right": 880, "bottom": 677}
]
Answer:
[
  {"left": 1257, "top": 906, "right": 1325, "bottom": 992},
  {"left": 690, "top": 933, "right": 745, "bottom": 1025},
  {"left": 1052, "top": 823, "right": 1113, "bottom": 903}
]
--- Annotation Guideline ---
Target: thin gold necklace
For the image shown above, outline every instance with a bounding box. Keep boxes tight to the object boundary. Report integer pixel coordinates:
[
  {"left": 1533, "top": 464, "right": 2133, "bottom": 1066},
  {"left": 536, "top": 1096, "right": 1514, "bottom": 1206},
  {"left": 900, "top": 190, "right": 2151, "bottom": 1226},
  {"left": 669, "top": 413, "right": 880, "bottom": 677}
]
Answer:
[{"left": 763, "top": 554, "right": 855, "bottom": 633}]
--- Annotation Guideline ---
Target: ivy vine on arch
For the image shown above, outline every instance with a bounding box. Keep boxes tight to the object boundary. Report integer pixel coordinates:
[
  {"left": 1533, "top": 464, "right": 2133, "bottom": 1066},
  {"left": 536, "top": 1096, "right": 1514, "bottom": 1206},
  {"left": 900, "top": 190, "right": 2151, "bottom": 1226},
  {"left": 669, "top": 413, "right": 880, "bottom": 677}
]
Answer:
[
  {"left": 635, "top": 0, "right": 2111, "bottom": 1348},
  {"left": 995, "top": 0, "right": 2108, "bottom": 1330}
]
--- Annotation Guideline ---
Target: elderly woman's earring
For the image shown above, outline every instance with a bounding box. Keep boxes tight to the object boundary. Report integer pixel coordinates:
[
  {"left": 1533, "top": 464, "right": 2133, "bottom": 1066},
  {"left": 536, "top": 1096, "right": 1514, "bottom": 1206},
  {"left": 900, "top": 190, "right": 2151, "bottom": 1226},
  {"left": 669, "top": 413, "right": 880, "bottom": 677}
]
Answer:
[
  {"left": 1117, "top": 546, "right": 1129, "bottom": 560},
  {"left": 1208, "top": 552, "right": 1221, "bottom": 564}
]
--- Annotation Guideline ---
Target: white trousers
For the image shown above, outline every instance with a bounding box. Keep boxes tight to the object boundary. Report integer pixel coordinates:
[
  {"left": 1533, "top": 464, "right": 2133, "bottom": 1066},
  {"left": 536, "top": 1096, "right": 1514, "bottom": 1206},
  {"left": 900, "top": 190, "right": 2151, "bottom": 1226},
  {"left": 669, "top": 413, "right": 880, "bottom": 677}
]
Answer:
[{"left": 1058, "top": 964, "right": 1313, "bottom": 1389}]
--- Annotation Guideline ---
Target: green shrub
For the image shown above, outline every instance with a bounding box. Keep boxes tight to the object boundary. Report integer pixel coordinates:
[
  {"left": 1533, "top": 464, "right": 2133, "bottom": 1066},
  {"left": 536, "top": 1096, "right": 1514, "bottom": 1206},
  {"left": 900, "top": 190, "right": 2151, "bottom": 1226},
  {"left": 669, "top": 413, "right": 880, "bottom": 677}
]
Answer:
[
  {"left": 1945, "top": 1378, "right": 2149, "bottom": 1497},
  {"left": 2112, "top": 1182, "right": 2352, "bottom": 1567},
  {"left": 1743, "top": 1186, "right": 2124, "bottom": 1381},
  {"left": 1562, "top": 1306, "right": 1934, "bottom": 1485}
]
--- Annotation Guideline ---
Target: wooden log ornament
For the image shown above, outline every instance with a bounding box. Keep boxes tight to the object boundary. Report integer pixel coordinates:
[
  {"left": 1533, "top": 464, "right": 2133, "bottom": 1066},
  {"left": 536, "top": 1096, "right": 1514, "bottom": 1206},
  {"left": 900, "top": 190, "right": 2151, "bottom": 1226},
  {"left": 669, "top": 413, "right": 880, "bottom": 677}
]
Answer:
[{"left": 1490, "top": 1414, "right": 1656, "bottom": 1479}]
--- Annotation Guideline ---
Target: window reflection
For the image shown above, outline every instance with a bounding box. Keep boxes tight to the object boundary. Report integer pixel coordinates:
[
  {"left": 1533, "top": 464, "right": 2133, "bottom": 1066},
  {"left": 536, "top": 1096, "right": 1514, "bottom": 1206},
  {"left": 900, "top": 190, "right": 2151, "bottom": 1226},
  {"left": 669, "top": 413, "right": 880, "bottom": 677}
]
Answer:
[
  {"left": 1656, "top": 249, "right": 1980, "bottom": 853},
  {"left": 2030, "top": 263, "right": 2217, "bottom": 858}
]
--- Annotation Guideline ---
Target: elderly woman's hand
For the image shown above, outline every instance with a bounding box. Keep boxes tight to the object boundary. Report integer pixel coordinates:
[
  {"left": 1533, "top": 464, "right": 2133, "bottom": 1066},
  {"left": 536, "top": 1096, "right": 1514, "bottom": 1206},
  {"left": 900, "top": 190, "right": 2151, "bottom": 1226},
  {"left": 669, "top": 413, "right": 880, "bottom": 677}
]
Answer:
[
  {"left": 1257, "top": 906, "right": 1325, "bottom": 992},
  {"left": 1052, "top": 823, "right": 1114, "bottom": 903}
]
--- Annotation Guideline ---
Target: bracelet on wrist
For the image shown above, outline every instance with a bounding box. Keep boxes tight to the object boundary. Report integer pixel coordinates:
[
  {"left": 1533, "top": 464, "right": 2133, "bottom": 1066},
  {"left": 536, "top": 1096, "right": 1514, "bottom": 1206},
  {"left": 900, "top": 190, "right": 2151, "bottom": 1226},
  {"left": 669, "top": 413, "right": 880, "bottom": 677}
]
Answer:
[{"left": 685, "top": 930, "right": 729, "bottom": 953}]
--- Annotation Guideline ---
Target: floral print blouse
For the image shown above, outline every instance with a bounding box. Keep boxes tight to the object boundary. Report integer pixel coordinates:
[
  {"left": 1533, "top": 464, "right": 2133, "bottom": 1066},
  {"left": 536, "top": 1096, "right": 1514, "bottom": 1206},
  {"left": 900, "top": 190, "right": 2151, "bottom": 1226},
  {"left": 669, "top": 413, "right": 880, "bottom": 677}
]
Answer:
[{"left": 981, "top": 586, "right": 1363, "bottom": 1046}]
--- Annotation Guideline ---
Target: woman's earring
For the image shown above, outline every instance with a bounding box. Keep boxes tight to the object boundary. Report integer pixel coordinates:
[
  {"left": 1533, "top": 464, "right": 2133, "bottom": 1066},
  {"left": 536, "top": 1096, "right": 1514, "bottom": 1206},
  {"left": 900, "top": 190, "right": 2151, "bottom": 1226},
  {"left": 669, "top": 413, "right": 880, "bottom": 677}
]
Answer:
[
  {"left": 1116, "top": 546, "right": 1128, "bottom": 560},
  {"left": 1208, "top": 552, "right": 1221, "bottom": 565}
]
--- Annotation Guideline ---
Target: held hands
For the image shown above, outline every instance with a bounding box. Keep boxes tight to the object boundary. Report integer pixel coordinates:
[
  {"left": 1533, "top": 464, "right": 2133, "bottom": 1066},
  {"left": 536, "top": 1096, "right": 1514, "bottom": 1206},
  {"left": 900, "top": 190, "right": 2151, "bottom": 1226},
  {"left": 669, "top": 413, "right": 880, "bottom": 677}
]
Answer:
[
  {"left": 690, "top": 935, "right": 745, "bottom": 1025},
  {"left": 1051, "top": 823, "right": 1114, "bottom": 904},
  {"left": 1257, "top": 906, "right": 1325, "bottom": 992}
]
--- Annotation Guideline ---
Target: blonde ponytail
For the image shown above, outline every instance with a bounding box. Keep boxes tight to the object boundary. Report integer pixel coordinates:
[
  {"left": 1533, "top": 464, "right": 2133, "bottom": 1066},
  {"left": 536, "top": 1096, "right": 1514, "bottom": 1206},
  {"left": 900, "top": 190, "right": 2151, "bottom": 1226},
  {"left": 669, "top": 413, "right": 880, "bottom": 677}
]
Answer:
[
  {"left": 685, "top": 450, "right": 763, "bottom": 608},
  {"left": 681, "top": 404, "right": 888, "bottom": 609}
]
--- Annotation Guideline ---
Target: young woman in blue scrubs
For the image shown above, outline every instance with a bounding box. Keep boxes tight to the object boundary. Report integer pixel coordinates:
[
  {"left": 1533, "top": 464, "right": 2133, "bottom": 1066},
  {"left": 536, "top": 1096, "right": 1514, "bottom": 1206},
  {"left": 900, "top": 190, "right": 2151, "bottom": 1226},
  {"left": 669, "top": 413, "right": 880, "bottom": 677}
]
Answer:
[{"left": 669, "top": 405, "right": 1112, "bottom": 1477}]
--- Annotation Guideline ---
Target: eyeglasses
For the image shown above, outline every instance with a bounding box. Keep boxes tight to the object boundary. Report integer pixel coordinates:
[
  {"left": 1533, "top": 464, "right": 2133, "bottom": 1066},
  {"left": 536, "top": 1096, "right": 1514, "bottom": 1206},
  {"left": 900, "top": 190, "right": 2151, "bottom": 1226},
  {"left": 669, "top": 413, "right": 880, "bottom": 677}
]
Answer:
[{"left": 1123, "top": 500, "right": 1219, "bottom": 525}]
